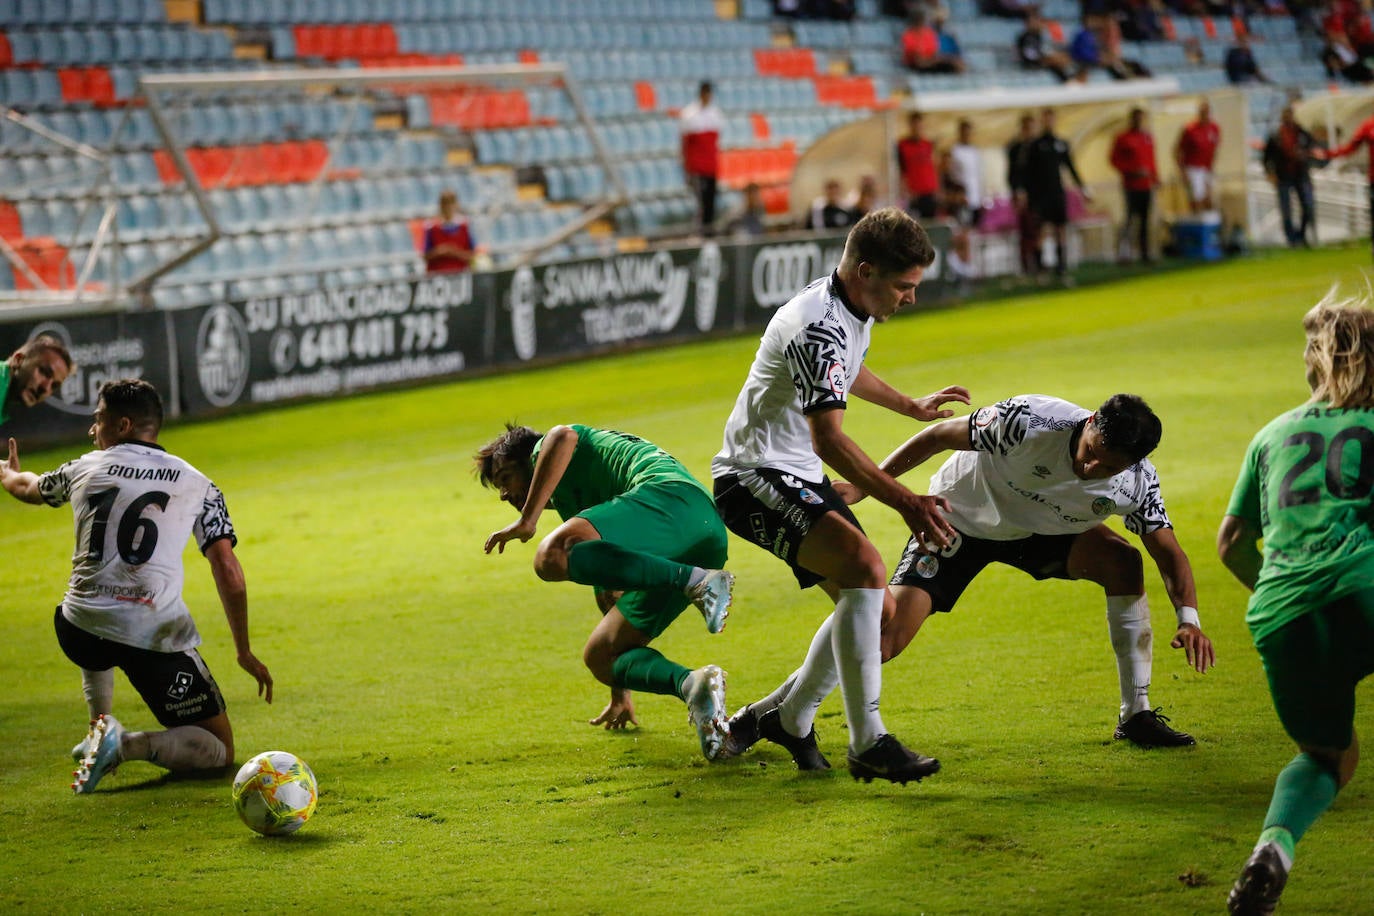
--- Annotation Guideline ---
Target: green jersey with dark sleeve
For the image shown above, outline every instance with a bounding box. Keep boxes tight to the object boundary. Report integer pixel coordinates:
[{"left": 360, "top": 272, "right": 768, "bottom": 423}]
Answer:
[
  {"left": 533, "top": 424, "right": 709, "bottom": 520},
  {"left": 0, "top": 361, "right": 11, "bottom": 426},
  {"left": 1226, "top": 401, "right": 1374, "bottom": 641}
]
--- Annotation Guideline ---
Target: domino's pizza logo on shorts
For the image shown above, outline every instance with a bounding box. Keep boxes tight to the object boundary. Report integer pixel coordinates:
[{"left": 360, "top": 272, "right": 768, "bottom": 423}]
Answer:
[
  {"left": 1091, "top": 497, "right": 1116, "bottom": 517},
  {"left": 168, "top": 670, "right": 193, "bottom": 701}
]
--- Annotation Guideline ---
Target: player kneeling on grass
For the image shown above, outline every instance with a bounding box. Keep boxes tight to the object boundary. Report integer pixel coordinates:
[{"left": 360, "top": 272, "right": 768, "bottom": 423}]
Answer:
[
  {"left": 1218, "top": 293, "right": 1374, "bottom": 915},
  {"left": 725, "top": 394, "right": 1214, "bottom": 759},
  {"left": 478, "top": 423, "right": 735, "bottom": 760},
  {"left": 0, "top": 379, "right": 273, "bottom": 794}
]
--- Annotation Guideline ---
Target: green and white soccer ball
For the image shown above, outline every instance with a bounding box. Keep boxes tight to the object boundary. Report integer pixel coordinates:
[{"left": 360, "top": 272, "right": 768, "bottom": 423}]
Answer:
[{"left": 231, "top": 751, "right": 318, "bottom": 836}]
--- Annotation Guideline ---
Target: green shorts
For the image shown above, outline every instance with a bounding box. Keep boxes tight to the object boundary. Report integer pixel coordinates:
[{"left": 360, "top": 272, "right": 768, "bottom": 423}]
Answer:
[
  {"left": 578, "top": 479, "right": 728, "bottom": 639},
  {"left": 1254, "top": 586, "right": 1374, "bottom": 749}
]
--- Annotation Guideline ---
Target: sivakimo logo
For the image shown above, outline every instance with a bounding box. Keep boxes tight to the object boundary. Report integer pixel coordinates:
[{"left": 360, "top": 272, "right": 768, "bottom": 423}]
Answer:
[{"left": 195, "top": 304, "right": 249, "bottom": 407}]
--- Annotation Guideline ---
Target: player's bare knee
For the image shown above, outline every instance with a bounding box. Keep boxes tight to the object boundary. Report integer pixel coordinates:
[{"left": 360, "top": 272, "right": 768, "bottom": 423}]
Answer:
[
  {"left": 533, "top": 536, "right": 571, "bottom": 582},
  {"left": 581, "top": 640, "right": 614, "bottom": 685}
]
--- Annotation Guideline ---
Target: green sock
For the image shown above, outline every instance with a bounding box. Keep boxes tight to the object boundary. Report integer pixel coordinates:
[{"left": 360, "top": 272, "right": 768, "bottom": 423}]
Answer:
[
  {"left": 611, "top": 647, "right": 691, "bottom": 698},
  {"left": 566, "top": 541, "right": 693, "bottom": 592},
  {"left": 1260, "top": 752, "right": 1340, "bottom": 858}
]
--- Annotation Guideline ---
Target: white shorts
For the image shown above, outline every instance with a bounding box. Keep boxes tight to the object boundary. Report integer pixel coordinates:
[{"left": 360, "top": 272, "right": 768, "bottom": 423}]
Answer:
[{"left": 1185, "top": 166, "right": 1214, "bottom": 205}]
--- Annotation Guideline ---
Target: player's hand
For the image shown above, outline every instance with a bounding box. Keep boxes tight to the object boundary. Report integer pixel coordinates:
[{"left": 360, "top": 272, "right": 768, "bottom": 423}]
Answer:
[
  {"left": 2, "top": 437, "right": 20, "bottom": 480},
  {"left": 1170, "top": 624, "right": 1215, "bottom": 674},
  {"left": 485, "top": 518, "right": 537, "bottom": 554},
  {"left": 832, "top": 480, "right": 867, "bottom": 505},
  {"left": 238, "top": 651, "right": 274, "bottom": 704},
  {"left": 1080, "top": 188, "right": 1094, "bottom": 204},
  {"left": 909, "top": 386, "right": 971, "bottom": 421},
  {"left": 900, "top": 494, "right": 955, "bottom": 551},
  {"left": 589, "top": 691, "right": 638, "bottom": 730}
]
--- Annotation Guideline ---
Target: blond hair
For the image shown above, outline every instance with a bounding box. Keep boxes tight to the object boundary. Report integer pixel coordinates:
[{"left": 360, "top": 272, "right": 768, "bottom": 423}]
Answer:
[{"left": 1303, "top": 286, "right": 1374, "bottom": 408}]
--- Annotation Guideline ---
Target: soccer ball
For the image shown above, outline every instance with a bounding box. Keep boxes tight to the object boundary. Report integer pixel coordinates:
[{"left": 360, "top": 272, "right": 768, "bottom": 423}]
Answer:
[{"left": 231, "top": 751, "right": 318, "bottom": 836}]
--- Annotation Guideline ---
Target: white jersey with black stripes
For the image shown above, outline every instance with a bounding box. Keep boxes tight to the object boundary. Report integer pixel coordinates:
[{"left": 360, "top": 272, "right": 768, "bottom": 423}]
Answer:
[
  {"left": 38, "top": 441, "right": 237, "bottom": 652},
  {"left": 713, "top": 272, "right": 872, "bottom": 482},
  {"left": 930, "top": 394, "right": 1172, "bottom": 540}
]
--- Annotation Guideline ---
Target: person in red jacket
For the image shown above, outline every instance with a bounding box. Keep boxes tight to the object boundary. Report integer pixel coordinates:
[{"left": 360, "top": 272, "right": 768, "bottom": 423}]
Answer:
[
  {"left": 1175, "top": 99, "right": 1221, "bottom": 213},
  {"left": 423, "top": 190, "right": 477, "bottom": 274},
  {"left": 1110, "top": 106, "right": 1159, "bottom": 263},
  {"left": 895, "top": 110, "right": 940, "bottom": 219},
  {"left": 1318, "top": 112, "right": 1374, "bottom": 259},
  {"left": 680, "top": 81, "right": 724, "bottom": 237}
]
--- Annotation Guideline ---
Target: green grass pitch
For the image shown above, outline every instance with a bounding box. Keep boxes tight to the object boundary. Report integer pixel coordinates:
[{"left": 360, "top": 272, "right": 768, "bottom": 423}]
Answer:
[{"left": 2, "top": 246, "right": 1371, "bottom": 913}]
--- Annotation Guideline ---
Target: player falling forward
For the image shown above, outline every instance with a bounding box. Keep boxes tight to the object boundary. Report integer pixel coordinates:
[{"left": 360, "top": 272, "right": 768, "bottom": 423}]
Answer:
[
  {"left": 712, "top": 207, "right": 969, "bottom": 783},
  {"left": 1, "top": 379, "right": 272, "bottom": 793},
  {"left": 1219, "top": 292, "right": 1374, "bottom": 914},
  {"left": 725, "top": 394, "right": 1214, "bottom": 762},
  {"left": 479, "top": 423, "right": 734, "bottom": 759}
]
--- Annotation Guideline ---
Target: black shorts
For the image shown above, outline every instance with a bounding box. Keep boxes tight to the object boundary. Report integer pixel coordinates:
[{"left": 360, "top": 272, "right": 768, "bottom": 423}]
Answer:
[
  {"left": 714, "top": 468, "right": 863, "bottom": 589},
  {"left": 1029, "top": 195, "right": 1068, "bottom": 226},
  {"left": 889, "top": 529, "right": 1079, "bottom": 613},
  {"left": 55, "top": 607, "right": 227, "bottom": 728}
]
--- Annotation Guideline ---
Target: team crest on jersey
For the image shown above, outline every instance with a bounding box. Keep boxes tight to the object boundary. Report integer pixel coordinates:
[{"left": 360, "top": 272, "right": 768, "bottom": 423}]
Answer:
[
  {"left": 797, "top": 487, "right": 823, "bottom": 505},
  {"left": 915, "top": 554, "right": 939, "bottom": 578},
  {"left": 1091, "top": 497, "right": 1116, "bottom": 517},
  {"left": 167, "top": 671, "right": 193, "bottom": 700},
  {"left": 1032, "top": 465, "right": 1051, "bottom": 478}
]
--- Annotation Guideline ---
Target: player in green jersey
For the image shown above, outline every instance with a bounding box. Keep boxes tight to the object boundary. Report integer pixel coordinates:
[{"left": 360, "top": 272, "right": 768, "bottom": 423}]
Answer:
[
  {"left": 478, "top": 423, "right": 735, "bottom": 760},
  {"left": 1, "top": 334, "right": 73, "bottom": 428},
  {"left": 1219, "top": 291, "right": 1374, "bottom": 914}
]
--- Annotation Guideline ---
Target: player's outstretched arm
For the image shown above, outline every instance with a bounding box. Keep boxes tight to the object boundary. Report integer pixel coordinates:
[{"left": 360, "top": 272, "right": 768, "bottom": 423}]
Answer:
[
  {"left": 484, "top": 424, "right": 578, "bottom": 554},
  {"left": 837, "top": 417, "right": 971, "bottom": 505},
  {"left": 1142, "top": 527, "right": 1215, "bottom": 674},
  {"left": 1, "top": 438, "right": 43, "bottom": 504},
  {"left": 1216, "top": 514, "right": 1261, "bottom": 592},
  {"left": 809, "top": 408, "right": 954, "bottom": 549},
  {"left": 206, "top": 538, "right": 273, "bottom": 704},
  {"left": 851, "top": 368, "right": 970, "bottom": 421}
]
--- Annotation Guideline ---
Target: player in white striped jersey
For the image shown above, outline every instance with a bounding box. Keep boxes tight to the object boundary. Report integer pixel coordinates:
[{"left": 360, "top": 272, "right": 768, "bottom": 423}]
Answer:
[
  {"left": 861, "top": 393, "right": 1215, "bottom": 747},
  {"left": 713, "top": 208, "right": 970, "bottom": 783},
  {"left": 2, "top": 379, "right": 272, "bottom": 793}
]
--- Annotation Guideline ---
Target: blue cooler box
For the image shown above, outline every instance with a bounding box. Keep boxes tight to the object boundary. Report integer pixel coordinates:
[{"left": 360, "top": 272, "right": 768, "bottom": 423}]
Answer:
[{"left": 1173, "top": 214, "right": 1223, "bottom": 260}]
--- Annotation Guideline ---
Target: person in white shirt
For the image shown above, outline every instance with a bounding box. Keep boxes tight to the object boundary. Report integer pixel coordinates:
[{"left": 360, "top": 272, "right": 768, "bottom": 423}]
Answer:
[
  {"left": 712, "top": 208, "right": 969, "bottom": 783},
  {"left": 867, "top": 393, "right": 1214, "bottom": 747},
  {"left": 2, "top": 378, "right": 272, "bottom": 793}
]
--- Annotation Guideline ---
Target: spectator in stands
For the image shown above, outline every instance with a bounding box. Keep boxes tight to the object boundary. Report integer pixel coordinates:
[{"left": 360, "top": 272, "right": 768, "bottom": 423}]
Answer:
[
  {"left": 1316, "top": 111, "right": 1374, "bottom": 258},
  {"left": 423, "top": 190, "right": 477, "bottom": 274},
  {"left": 1, "top": 335, "right": 74, "bottom": 430},
  {"left": 1224, "top": 31, "right": 1273, "bottom": 84},
  {"left": 727, "top": 182, "right": 768, "bottom": 239},
  {"left": 1017, "top": 10, "right": 1086, "bottom": 82},
  {"left": 1322, "top": 29, "right": 1374, "bottom": 83},
  {"left": 1110, "top": 107, "right": 1161, "bottom": 263},
  {"left": 1118, "top": 0, "right": 1166, "bottom": 42},
  {"left": 897, "top": 111, "right": 941, "bottom": 219},
  {"left": 1071, "top": 13, "right": 1151, "bottom": 79},
  {"left": 1264, "top": 105, "right": 1321, "bottom": 247},
  {"left": 1006, "top": 111, "right": 1041, "bottom": 277},
  {"left": 902, "top": 8, "right": 967, "bottom": 73},
  {"left": 808, "top": 179, "right": 859, "bottom": 231},
  {"left": 1176, "top": 99, "right": 1222, "bottom": 213},
  {"left": 680, "top": 81, "right": 725, "bottom": 237},
  {"left": 1024, "top": 107, "right": 1093, "bottom": 284}
]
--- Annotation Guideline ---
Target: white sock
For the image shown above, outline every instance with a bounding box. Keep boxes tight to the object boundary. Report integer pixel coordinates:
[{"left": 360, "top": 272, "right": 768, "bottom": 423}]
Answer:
[
  {"left": 753, "top": 669, "right": 803, "bottom": 717},
  {"left": 831, "top": 587, "right": 887, "bottom": 753},
  {"left": 777, "top": 613, "right": 841, "bottom": 738},
  {"left": 1106, "top": 594, "right": 1153, "bottom": 720},
  {"left": 123, "top": 726, "right": 227, "bottom": 771},
  {"left": 81, "top": 668, "right": 114, "bottom": 720}
]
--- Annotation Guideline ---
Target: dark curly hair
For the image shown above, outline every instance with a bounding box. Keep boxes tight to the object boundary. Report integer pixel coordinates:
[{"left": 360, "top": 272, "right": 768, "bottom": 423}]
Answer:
[{"left": 474, "top": 423, "right": 541, "bottom": 488}]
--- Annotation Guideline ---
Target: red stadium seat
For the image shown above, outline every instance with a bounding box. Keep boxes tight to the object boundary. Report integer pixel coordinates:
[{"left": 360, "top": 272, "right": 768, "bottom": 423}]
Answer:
[
  {"left": 634, "top": 81, "right": 656, "bottom": 111},
  {"left": 0, "top": 200, "right": 23, "bottom": 242},
  {"left": 0, "top": 32, "right": 11, "bottom": 68},
  {"left": 750, "top": 112, "right": 770, "bottom": 142}
]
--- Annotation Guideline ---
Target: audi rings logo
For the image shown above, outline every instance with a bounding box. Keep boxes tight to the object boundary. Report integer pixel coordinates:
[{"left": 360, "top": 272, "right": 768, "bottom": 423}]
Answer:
[
  {"left": 195, "top": 304, "right": 249, "bottom": 408},
  {"left": 751, "top": 243, "right": 823, "bottom": 309}
]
